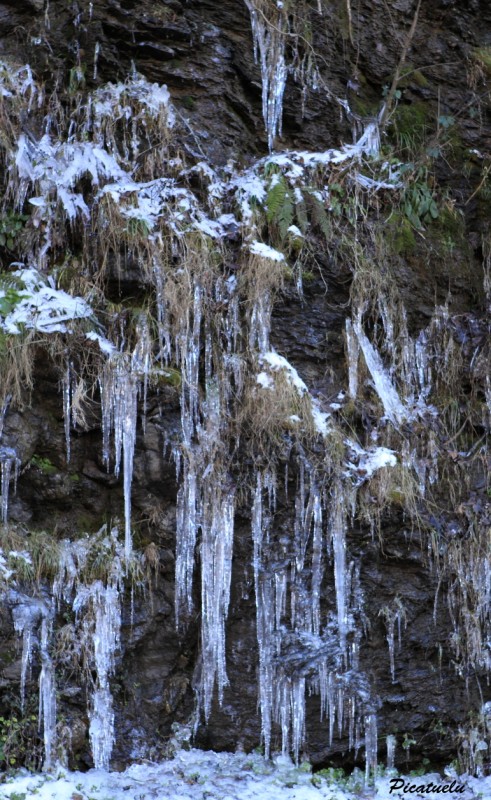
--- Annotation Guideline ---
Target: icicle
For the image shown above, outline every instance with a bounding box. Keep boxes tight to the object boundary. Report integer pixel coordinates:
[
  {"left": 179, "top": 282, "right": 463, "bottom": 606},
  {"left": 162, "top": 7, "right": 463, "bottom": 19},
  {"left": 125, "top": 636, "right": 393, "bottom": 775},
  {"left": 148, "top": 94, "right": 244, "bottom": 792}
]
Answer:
[
  {"left": 252, "top": 471, "right": 273, "bottom": 758},
  {"left": 386, "top": 734, "right": 396, "bottom": 770},
  {"left": 12, "top": 598, "right": 57, "bottom": 770},
  {"left": 353, "top": 316, "right": 407, "bottom": 425},
  {"left": 249, "top": 291, "right": 271, "bottom": 354},
  {"left": 348, "top": 696, "right": 355, "bottom": 750},
  {"left": 243, "top": 0, "right": 288, "bottom": 150},
  {"left": 93, "top": 41, "right": 100, "bottom": 81},
  {"left": 100, "top": 359, "right": 138, "bottom": 560},
  {"left": 356, "top": 121, "right": 380, "bottom": 157},
  {"left": 345, "top": 319, "right": 359, "bottom": 400},
  {"left": 122, "top": 375, "right": 138, "bottom": 561},
  {"left": 62, "top": 360, "right": 72, "bottom": 463},
  {"left": 311, "top": 485, "right": 323, "bottom": 636},
  {"left": 386, "top": 616, "right": 396, "bottom": 683},
  {"left": 0, "top": 447, "right": 20, "bottom": 524},
  {"left": 199, "top": 487, "right": 235, "bottom": 719},
  {"left": 153, "top": 256, "right": 171, "bottom": 364},
  {"left": 100, "top": 369, "right": 113, "bottom": 472},
  {"left": 38, "top": 612, "right": 56, "bottom": 771},
  {"left": 131, "top": 312, "right": 152, "bottom": 432},
  {"left": 291, "top": 677, "right": 306, "bottom": 764},
  {"left": 331, "top": 482, "right": 348, "bottom": 652},
  {"left": 12, "top": 602, "right": 37, "bottom": 713},
  {"left": 0, "top": 395, "right": 11, "bottom": 440},
  {"left": 364, "top": 712, "right": 378, "bottom": 781},
  {"left": 175, "top": 459, "right": 198, "bottom": 622},
  {"left": 74, "top": 580, "right": 121, "bottom": 769},
  {"left": 179, "top": 283, "right": 203, "bottom": 447},
  {"left": 381, "top": 598, "right": 407, "bottom": 682}
]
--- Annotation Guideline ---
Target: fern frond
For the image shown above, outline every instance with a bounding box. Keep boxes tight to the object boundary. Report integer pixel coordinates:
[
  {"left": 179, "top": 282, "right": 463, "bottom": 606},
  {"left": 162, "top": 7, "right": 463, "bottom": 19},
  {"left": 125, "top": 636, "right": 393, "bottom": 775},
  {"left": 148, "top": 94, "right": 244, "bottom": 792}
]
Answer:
[
  {"left": 266, "top": 175, "right": 288, "bottom": 223},
  {"left": 294, "top": 191, "right": 309, "bottom": 234},
  {"left": 266, "top": 174, "right": 294, "bottom": 240},
  {"left": 307, "top": 191, "right": 331, "bottom": 241}
]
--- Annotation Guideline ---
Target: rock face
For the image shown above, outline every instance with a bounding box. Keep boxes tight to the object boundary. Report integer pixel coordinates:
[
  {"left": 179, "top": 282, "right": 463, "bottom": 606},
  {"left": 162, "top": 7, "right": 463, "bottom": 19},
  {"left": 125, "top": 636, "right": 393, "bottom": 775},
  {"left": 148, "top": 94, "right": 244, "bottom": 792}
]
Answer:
[{"left": 0, "top": 0, "right": 490, "bottom": 777}]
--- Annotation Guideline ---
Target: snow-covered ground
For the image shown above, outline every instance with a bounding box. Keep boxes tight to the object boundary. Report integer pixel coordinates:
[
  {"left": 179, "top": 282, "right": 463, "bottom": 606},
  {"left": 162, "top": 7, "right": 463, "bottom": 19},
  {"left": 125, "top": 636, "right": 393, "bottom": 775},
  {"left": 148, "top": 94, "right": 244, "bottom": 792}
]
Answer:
[{"left": 0, "top": 749, "right": 489, "bottom": 800}]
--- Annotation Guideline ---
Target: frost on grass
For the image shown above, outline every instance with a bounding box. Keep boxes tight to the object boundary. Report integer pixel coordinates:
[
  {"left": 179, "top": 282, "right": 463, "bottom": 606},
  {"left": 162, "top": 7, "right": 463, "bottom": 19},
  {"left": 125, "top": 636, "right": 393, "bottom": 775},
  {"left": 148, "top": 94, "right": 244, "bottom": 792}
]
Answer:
[
  {"left": 0, "top": 268, "right": 94, "bottom": 334},
  {"left": 255, "top": 351, "right": 331, "bottom": 436}
]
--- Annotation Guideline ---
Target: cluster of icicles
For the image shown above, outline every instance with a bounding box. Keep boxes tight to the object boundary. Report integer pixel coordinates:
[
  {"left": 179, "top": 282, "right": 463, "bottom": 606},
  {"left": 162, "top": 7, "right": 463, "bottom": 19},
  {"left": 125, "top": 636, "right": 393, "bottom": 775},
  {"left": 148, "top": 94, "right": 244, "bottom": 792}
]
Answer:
[
  {"left": 4, "top": 266, "right": 447, "bottom": 773},
  {"left": 0, "top": 21, "right": 486, "bottom": 774},
  {"left": 10, "top": 531, "right": 123, "bottom": 770}
]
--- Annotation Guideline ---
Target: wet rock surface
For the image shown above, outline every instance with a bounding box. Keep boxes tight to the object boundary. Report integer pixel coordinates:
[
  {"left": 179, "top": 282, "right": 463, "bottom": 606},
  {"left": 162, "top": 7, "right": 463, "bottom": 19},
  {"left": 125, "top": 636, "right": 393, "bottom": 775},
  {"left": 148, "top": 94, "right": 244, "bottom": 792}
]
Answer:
[{"left": 0, "top": 0, "right": 489, "bottom": 776}]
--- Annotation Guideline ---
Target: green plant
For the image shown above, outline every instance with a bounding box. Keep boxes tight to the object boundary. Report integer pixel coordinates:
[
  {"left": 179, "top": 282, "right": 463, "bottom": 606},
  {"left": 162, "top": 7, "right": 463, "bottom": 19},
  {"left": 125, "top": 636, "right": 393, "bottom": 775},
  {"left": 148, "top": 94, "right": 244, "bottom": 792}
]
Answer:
[
  {"left": 472, "top": 46, "right": 491, "bottom": 75},
  {"left": 68, "top": 64, "right": 86, "bottom": 94},
  {"left": 125, "top": 217, "right": 152, "bottom": 239},
  {"left": 392, "top": 102, "right": 429, "bottom": 156},
  {"left": 401, "top": 166, "right": 439, "bottom": 229},
  {"left": 0, "top": 287, "right": 25, "bottom": 316},
  {"left": 181, "top": 95, "right": 196, "bottom": 110},
  {"left": 0, "top": 710, "right": 41, "bottom": 771},
  {"left": 30, "top": 454, "right": 58, "bottom": 476},
  {"left": 266, "top": 174, "right": 294, "bottom": 240},
  {"left": 409, "top": 757, "right": 431, "bottom": 776},
  {"left": 0, "top": 212, "right": 28, "bottom": 251}
]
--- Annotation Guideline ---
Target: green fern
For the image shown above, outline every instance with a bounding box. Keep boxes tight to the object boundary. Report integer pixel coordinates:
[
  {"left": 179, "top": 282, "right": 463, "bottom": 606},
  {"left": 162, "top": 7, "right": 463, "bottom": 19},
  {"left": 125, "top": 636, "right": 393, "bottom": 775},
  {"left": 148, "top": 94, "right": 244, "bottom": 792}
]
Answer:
[
  {"left": 294, "top": 191, "right": 309, "bottom": 233},
  {"left": 266, "top": 175, "right": 294, "bottom": 240},
  {"left": 266, "top": 175, "right": 287, "bottom": 221},
  {"left": 306, "top": 191, "right": 331, "bottom": 241},
  {"left": 278, "top": 190, "right": 294, "bottom": 240}
]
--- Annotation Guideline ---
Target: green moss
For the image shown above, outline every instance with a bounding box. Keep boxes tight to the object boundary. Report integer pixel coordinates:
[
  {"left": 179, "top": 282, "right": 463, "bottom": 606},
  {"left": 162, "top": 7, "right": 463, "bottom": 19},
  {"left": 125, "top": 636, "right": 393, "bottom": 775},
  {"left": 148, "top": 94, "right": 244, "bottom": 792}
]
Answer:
[
  {"left": 152, "top": 366, "right": 181, "bottom": 389},
  {"left": 412, "top": 69, "right": 429, "bottom": 88},
  {"left": 30, "top": 454, "right": 57, "bottom": 476},
  {"left": 350, "top": 95, "right": 380, "bottom": 118},
  {"left": 441, "top": 124, "right": 464, "bottom": 162},
  {"left": 472, "top": 46, "right": 491, "bottom": 74},
  {"left": 392, "top": 102, "right": 430, "bottom": 156},
  {"left": 399, "top": 64, "right": 429, "bottom": 88},
  {"left": 126, "top": 217, "right": 152, "bottom": 238},
  {"left": 387, "top": 212, "right": 416, "bottom": 255},
  {"left": 436, "top": 205, "right": 465, "bottom": 238},
  {"left": 181, "top": 95, "right": 196, "bottom": 110}
]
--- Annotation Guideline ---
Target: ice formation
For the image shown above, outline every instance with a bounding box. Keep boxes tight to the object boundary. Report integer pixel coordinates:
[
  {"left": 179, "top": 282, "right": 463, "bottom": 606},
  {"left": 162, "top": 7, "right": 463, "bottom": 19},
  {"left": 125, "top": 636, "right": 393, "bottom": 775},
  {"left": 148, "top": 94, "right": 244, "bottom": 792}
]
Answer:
[
  {"left": 0, "top": 58, "right": 392, "bottom": 771},
  {"left": 386, "top": 734, "right": 396, "bottom": 770},
  {"left": 353, "top": 316, "right": 407, "bottom": 425},
  {"left": 251, "top": 464, "right": 375, "bottom": 765},
  {"left": 100, "top": 337, "right": 148, "bottom": 560},
  {"left": 0, "top": 446, "right": 20, "bottom": 524},
  {"left": 38, "top": 612, "right": 56, "bottom": 771},
  {"left": 2, "top": 44, "right": 486, "bottom": 780},
  {"left": 74, "top": 581, "right": 122, "bottom": 769},
  {"left": 244, "top": 0, "right": 288, "bottom": 150},
  {"left": 11, "top": 595, "right": 56, "bottom": 770}
]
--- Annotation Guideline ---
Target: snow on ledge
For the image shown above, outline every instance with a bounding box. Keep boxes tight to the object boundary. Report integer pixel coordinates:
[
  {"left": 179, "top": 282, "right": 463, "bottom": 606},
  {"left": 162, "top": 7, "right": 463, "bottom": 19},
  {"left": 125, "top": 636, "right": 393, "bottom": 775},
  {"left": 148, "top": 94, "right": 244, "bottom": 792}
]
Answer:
[
  {"left": 256, "top": 351, "right": 331, "bottom": 436},
  {"left": 345, "top": 439, "right": 397, "bottom": 485},
  {"left": 249, "top": 241, "right": 285, "bottom": 262}
]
